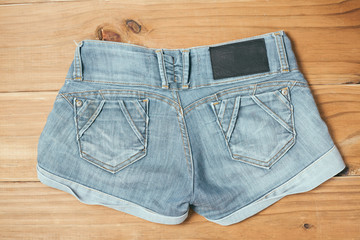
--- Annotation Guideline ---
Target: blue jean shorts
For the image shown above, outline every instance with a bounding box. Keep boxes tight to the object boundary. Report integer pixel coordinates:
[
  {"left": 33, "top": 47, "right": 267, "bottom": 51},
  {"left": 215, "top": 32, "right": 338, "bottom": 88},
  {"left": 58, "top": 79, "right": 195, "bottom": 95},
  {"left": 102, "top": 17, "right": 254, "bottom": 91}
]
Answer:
[{"left": 37, "top": 30, "right": 346, "bottom": 226}]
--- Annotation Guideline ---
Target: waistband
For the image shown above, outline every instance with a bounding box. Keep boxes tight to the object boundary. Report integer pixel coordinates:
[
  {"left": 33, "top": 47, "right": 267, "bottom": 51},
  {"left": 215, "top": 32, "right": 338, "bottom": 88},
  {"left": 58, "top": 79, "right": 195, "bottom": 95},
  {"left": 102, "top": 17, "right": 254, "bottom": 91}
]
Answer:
[{"left": 67, "top": 30, "right": 299, "bottom": 90}]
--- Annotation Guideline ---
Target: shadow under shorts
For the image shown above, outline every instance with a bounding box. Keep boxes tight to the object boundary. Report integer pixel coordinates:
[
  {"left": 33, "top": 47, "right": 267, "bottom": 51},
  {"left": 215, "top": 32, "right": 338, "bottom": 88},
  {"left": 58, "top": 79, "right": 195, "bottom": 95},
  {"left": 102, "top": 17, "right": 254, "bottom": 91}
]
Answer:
[{"left": 37, "top": 30, "right": 346, "bottom": 226}]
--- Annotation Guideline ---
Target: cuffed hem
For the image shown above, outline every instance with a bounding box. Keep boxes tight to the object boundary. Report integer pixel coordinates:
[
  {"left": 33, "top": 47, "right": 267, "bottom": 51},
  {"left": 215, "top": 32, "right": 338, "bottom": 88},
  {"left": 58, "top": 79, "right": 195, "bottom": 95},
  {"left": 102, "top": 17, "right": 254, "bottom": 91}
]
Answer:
[
  {"left": 206, "top": 145, "right": 346, "bottom": 226},
  {"left": 36, "top": 164, "right": 189, "bottom": 225}
]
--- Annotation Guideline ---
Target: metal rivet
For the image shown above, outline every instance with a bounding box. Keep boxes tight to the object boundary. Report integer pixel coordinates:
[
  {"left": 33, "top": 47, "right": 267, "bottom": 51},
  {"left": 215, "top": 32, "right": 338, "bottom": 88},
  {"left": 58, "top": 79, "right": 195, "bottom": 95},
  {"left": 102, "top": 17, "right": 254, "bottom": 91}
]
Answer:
[
  {"left": 76, "top": 99, "right": 83, "bottom": 107},
  {"left": 281, "top": 88, "right": 288, "bottom": 95}
]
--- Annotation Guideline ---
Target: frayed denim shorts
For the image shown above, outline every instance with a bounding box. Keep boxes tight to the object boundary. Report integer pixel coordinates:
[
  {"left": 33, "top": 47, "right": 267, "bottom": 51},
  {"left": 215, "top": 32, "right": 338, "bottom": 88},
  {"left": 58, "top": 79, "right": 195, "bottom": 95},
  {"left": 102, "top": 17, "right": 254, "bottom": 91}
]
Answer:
[{"left": 37, "top": 30, "right": 346, "bottom": 226}]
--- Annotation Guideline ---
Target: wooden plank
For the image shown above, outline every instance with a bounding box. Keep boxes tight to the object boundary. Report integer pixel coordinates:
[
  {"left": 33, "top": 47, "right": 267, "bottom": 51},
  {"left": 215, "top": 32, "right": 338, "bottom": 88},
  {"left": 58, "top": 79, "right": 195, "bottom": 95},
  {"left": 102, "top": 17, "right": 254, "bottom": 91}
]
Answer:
[
  {"left": 0, "top": 0, "right": 359, "bottom": 92},
  {"left": 0, "top": 85, "right": 359, "bottom": 181},
  {"left": 0, "top": 176, "right": 359, "bottom": 239},
  {"left": 0, "top": 0, "right": 85, "bottom": 4},
  {"left": 312, "top": 85, "right": 360, "bottom": 176}
]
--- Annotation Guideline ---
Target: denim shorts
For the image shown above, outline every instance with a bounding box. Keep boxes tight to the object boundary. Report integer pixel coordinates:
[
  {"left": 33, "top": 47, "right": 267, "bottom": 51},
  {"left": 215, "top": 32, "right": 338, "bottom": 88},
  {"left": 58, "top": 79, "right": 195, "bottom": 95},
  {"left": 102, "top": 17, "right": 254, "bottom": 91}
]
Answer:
[{"left": 37, "top": 30, "right": 346, "bottom": 226}]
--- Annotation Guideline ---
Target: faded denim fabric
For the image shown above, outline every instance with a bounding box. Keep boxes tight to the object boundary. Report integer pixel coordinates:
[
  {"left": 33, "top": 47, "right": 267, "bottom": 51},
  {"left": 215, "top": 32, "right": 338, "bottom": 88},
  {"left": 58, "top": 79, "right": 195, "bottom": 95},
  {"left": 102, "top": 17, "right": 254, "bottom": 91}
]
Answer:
[{"left": 37, "top": 30, "right": 346, "bottom": 226}]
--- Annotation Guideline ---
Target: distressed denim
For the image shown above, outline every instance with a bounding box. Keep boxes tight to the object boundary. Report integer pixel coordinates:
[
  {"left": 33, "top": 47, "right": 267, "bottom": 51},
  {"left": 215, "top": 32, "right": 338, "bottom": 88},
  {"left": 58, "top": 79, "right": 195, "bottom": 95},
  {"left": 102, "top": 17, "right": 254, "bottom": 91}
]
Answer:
[{"left": 37, "top": 30, "right": 346, "bottom": 226}]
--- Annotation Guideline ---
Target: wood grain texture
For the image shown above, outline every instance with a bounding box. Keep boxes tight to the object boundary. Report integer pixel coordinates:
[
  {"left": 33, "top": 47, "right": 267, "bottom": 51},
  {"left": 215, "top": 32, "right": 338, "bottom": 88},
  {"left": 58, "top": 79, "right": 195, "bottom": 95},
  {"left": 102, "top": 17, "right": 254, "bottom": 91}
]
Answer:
[
  {"left": 0, "top": 0, "right": 359, "bottom": 238},
  {"left": 0, "top": 0, "right": 359, "bottom": 92}
]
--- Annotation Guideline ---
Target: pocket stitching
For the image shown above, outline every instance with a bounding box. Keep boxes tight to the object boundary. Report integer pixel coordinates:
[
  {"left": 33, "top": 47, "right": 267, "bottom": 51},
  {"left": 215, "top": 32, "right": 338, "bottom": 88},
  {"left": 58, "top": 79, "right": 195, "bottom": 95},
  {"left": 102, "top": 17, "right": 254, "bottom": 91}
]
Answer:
[
  {"left": 81, "top": 149, "right": 146, "bottom": 169},
  {"left": 118, "top": 100, "right": 146, "bottom": 146},
  {"left": 76, "top": 99, "right": 93, "bottom": 120},
  {"left": 132, "top": 99, "right": 148, "bottom": 121},
  {"left": 77, "top": 100, "right": 106, "bottom": 138},
  {"left": 210, "top": 89, "right": 296, "bottom": 169},
  {"left": 219, "top": 99, "right": 228, "bottom": 123},
  {"left": 232, "top": 136, "right": 295, "bottom": 168},
  {"left": 273, "top": 89, "right": 291, "bottom": 111},
  {"left": 251, "top": 95, "right": 293, "bottom": 133},
  {"left": 74, "top": 98, "right": 149, "bottom": 173},
  {"left": 225, "top": 96, "right": 241, "bottom": 141},
  {"left": 232, "top": 134, "right": 295, "bottom": 164}
]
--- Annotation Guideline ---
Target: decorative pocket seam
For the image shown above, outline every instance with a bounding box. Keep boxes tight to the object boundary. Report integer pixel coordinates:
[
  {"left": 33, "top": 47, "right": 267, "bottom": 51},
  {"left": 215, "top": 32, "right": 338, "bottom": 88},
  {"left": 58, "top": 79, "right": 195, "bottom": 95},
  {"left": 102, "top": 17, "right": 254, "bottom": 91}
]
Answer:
[{"left": 118, "top": 100, "right": 145, "bottom": 146}]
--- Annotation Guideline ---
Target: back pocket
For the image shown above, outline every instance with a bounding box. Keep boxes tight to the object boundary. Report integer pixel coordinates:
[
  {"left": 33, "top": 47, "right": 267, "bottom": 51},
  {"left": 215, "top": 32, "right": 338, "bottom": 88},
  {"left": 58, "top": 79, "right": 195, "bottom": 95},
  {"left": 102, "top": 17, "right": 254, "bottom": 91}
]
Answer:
[
  {"left": 210, "top": 86, "right": 295, "bottom": 169},
  {"left": 73, "top": 97, "right": 149, "bottom": 173}
]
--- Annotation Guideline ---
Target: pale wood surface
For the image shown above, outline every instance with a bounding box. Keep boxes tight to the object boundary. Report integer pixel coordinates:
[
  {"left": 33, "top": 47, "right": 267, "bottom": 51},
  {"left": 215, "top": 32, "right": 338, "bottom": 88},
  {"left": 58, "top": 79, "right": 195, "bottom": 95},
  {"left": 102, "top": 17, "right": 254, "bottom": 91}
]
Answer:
[{"left": 0, "top": 0, "right": 359, "bottom": 239}]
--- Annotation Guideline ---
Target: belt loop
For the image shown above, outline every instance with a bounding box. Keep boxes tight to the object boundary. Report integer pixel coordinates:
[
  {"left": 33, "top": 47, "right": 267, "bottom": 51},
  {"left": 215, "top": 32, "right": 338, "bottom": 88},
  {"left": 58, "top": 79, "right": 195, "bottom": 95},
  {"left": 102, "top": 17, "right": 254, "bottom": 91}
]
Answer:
[
  {"left": 72, "top": 40, "right": 84, "bottom": 81},
  {"left": 272, "top": 31, "right": 289, "bottom": 73},
  {"left": 155, "top": 49, "right": 169, "bottom": 89},
  {"left": 182, "top": 50, "right": 190, "bottom": 89}
]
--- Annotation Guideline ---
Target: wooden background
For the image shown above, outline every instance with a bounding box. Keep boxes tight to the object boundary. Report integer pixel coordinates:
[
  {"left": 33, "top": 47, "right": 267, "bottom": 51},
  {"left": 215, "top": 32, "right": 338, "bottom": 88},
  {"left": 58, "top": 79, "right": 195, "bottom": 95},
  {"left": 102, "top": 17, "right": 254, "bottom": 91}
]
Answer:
[{"left": 1, "top": 0, "right": 359, "bottom": 239}]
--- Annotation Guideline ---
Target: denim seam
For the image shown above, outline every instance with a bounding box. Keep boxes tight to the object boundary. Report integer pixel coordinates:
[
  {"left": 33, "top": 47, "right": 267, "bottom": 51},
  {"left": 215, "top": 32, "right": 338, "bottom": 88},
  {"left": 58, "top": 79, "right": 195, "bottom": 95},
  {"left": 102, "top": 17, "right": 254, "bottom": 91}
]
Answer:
[
  {"left": 81, "top": 149, "right": 144, "bottom": 168},
  {"left": 274, "top": 34, "right": 285, "bottom": 72},
  {"left": 133, "top": 101, "right": 147, "bottom": 121},
  {"left": 74, "top": 99, "right": 84, "bottom": 165},
  {"left": 182, "top": 50, "right": 189, "bottom": 88},
  {"left": 73, "top": 41, "right": 83, "bottom": 81},
  {"left": 174, "top": 101, "right": 192, "bottom": 175},
  {"left": 211, "top": 96, "right": 295, "bottom": 167},
  {"left": 278, "top": 33, "right": 290, "bottom": 71},
  {"left": 74, "top": 99, "right": 148, "bottom": 172},
  {"left": 176, "top": 90, "right": 194, "bottom": 180},
  {"left": 80, "top": 149, "right": 146, "bottom": 170},
  {"left": 60, "top": 90, "right": 178, "bottom": 107},
  {"left": 252, "top": 95, "right": 293, "bottom": 132},
  {"left": 182, "top": 80, "right": 305, "bottom": 114},
  {"left": 226, "top": 96, "right": 241, "bottom": 141},
  {"left": 58, "top": 83, "right": 306, "bottom": 119},
  {"left": 62, "top": 93, "right": 179, "bottom": 114},
  {"left": 291, "top": 103, "right": 295, "bottom": 135},
  {"left": 76, "top": 100, "right": 93, "bottom": 120},
  {"left": 212, "top": 81, "right": 303, "bottom": 100},
  {"left": 76, "top": 98, "right": 101, "bottom": 138},
  {"left": 259, "top": 145, "right": 336, "bottom": 199},
  {"left": 58, "top": 93, "right": 74, "bottom": 109},
  {"left": 211, "top": 103, "right": 228, "bottom": 141},
  {"left": 184, "top": 90, "right": 249, "bottom": 115},
  {"left": 210, "top": 145, "right": 337, "bottom": 222},
  {"left": 119, "top": 100, "right": 146, "bottom": 144},
  {"left": 232, "top": 136, "right": 294, "bottom": 165},
  {"left": 98, "top": 91, "right": 106, "bottom": 100},
  {"left": 273, "top": 32, "right": 290, "bottom": 73},
  {"left": 192, "top": 68, "right": 295, "bottom": 88},
  {"left": 161, "top": 50, "right": 169, "bottom": 87},
  {"left": 79, "top": 94, "right": 176, "bottom": 109},
  {"left": 289, "top": 80, "right": 299, "bottom": 91},
  {"left": 37, "top": 164, "right": 182, "bottom": 217},
  {"left": 210, "top": 102, "right": 239, "bottom": 166},
  {"left": 225, "top": 98, "right": 238, "bottom": 139},
  {"left": 77, "top": 100, "right": 105, "bottom": 139},
  {"left": 198, "top": 71, "right": 279, "bottom": 88},
  {"left": 170, "top": 88, "right": 178, "bottom": 102},
  {"left": 62, "top": 90, "right": 172, "bottom": 103},
  {"left": 173, "top": 90, "right": 193, "bottom": 177},
  {"left": 273, "top": 90, "right": 291, "bottom": 111},
  {"left": 184, "top": 83, "right": 304, "bottom": 116},
  {"left": 81, "top": 79, "right": 165, "bottom": 89},
  {"left": 220, "top": 100, "right": 228, "bottom": 123},
  {"left": 192, "top": 68, "right": 299, "bottom": 89},
  {"left": 64, "top": 68, "right": 299, "bottom": 90},
  {"left": 280, "top": 40, "right": 289, "bottom": 71}
]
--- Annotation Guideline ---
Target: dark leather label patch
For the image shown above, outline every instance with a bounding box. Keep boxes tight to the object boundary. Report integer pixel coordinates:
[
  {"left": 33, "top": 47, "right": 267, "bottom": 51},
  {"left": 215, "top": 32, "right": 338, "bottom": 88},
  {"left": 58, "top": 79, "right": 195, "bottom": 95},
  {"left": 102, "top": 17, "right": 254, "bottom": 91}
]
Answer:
[{"left": 209, "top": 38, "right": 270, "bottom": 80}]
